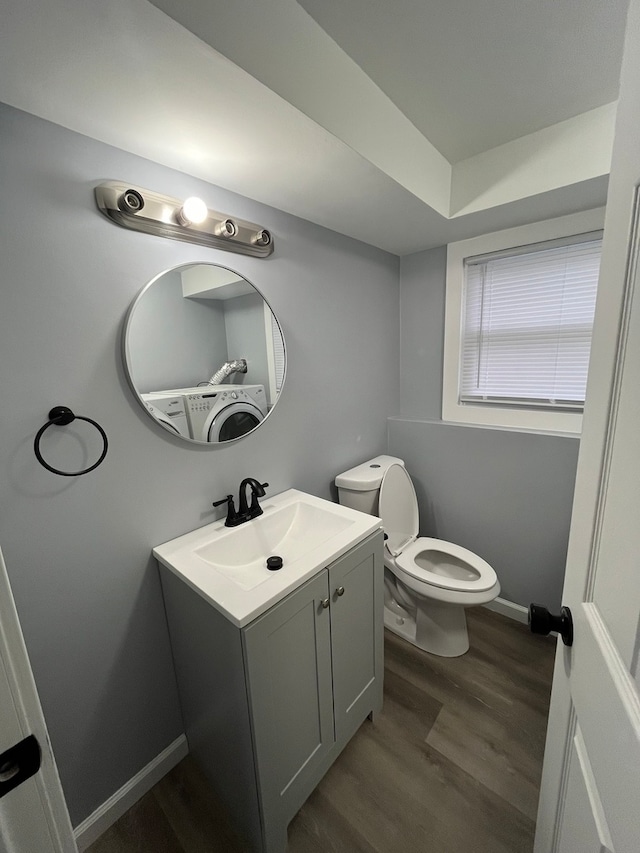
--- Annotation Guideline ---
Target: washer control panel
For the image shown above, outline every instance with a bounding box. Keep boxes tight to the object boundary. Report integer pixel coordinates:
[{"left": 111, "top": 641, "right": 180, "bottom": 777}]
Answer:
[
  {"left": 183, "top": 388, "right": 249, "bottom": 414},
  {"left": 182, "top": 385, "right": 266, "bottom": 415}
]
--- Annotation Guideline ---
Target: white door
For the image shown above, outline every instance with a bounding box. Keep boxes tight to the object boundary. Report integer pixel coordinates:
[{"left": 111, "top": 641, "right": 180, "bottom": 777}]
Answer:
[
  {"left": 0, "top": 546, "right": 77, "bottom": 853},
  {"left": 534, "top": 1, "right": 640, "bottom": 850}
]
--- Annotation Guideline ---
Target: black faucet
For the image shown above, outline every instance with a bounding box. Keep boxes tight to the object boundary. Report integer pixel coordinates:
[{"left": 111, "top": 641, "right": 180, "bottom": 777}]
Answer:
[
  {"left": 213, "top": 478, "right": 269, "bottom": 527},
  {"left": 238, "top": 477, "right": 268, "bottom": 518}
]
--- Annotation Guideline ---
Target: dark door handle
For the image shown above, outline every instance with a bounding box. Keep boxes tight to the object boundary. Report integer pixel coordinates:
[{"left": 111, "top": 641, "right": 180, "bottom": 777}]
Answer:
[
  {"left": 0, "top": 735, "right": 41, "bottom": 799},
  {"left": 528, "top": 604, "right": 573, "bottom": 646}
]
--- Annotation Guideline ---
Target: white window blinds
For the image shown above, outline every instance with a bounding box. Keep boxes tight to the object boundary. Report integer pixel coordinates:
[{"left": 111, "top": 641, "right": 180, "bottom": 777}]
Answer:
[{"left": 460, "top": 234, "right": 602, "bottom": 409}]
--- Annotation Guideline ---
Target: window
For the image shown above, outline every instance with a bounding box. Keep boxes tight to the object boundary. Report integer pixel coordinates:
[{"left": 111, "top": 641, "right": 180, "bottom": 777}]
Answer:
[
  {"left": 443, "top": 210, "right": 605, "bottom": 434},
  {"left": 462, "top": 235, "right": 601, "bottom": 406}
]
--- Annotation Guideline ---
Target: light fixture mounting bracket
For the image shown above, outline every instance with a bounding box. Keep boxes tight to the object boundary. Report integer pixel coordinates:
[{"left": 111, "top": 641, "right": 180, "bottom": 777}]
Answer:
[{"left": 94, "top": 181, "right": 274, "bottom": 258}]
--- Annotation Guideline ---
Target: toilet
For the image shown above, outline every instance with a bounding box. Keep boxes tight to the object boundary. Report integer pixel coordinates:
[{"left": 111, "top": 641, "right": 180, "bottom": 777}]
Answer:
[{"left": 335, "top": 455, "right": 500, "bottom": 657}]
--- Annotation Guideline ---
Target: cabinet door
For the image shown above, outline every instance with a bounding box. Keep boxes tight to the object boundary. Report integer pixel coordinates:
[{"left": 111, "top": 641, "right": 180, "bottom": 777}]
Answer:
[
  {"left": 242, "top": 571, "right": 334, "bottom": 836},
  {"left": 329, "top": 532, "right": 384, "bottom": 745}
]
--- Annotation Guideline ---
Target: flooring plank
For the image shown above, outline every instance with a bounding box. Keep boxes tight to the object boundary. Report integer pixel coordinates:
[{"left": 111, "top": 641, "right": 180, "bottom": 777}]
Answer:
[
  {"left": 152, "top": 757, "right": 246, "bottom": 852},
  {"left": 86, "top": 791, "right": 185, "bottom": 853},
  {"left": 288, "top": 787, "right": 377, "bottom": 853},
  {"left": 426, "top": 702, "right": 544, "bottom": 820},
  {"left": 321, "top": 705, "right": 535, "bottom": 853}
]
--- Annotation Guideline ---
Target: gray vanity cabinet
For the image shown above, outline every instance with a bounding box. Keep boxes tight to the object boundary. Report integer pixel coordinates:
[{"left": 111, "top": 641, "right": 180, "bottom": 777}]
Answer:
[{"left": 160, "top": 529, "right": 383, "bottom": 853}]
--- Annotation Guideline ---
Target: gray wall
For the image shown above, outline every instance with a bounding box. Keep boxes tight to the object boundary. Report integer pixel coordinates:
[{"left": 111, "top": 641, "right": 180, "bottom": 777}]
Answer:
[
  {"left": 127, "top": 267, "right": 228, "bottom": 391},
  {"left": 0, "top": 103, "right": 399, "bottom": 825},
  {"left": 224, "top": 292, "right": 271, "bottom": 393},
  {"left": 391, "top": 246, "right": 579, "bottom": 610}
]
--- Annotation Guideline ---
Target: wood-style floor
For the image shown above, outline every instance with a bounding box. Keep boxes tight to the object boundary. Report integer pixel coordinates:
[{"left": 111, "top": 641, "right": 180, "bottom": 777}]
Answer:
[{"left": 86, "top": 608, "right": 555, "bottom": 853}]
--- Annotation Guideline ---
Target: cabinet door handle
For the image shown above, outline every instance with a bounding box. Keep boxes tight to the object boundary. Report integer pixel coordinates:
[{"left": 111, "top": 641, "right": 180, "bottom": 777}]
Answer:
[
  {"left": 321, "top": 598, "right": 330, "bottom": 609},
  {"left": 336, "top": 586, "right": 345, "bottom": 597}
]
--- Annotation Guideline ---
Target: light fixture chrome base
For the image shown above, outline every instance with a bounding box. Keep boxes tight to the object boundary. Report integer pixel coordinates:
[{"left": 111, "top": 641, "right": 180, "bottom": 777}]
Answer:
[{"left": 94, "top": 181, "right": 274, "bottom": 258}]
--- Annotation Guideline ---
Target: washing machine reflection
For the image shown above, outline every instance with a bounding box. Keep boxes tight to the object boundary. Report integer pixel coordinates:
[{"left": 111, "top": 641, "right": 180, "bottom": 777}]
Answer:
[{"left": 160, "top": 384, "right": 267, "bottom": 442}]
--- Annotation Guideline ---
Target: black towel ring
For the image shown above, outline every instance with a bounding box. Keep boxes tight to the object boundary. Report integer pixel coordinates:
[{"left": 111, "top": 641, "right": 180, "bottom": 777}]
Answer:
[{"left": 34, "top": 406, "right": 108, "bottom": 476}]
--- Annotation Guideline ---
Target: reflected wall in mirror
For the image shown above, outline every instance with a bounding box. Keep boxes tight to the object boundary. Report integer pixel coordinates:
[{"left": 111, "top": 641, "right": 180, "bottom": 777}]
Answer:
[{"left": 123, "top": 263, "right": 286, "bottom": 444}]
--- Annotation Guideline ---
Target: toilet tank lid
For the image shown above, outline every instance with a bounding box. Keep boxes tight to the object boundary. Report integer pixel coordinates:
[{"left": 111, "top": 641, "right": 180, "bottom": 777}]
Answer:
[{"left": 335, "top": 455, "right": 405, "bottom": 491}]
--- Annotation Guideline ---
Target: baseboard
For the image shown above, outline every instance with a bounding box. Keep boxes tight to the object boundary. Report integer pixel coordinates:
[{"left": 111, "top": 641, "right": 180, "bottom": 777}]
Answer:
[
  {"left": 73, "top": 734, "right": 188, "bottom": 851},
  {"left": 483, "top": 596, "right": 529, "bottom": 624}
]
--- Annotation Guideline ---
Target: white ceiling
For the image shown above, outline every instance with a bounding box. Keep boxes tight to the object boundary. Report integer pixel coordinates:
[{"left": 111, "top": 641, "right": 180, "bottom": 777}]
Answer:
[
  {"left": 0, "top": 0, "right": 629, "bottom": 255},
  {"left": 297, "top": 0, "right": 629, "bottom": 162}
]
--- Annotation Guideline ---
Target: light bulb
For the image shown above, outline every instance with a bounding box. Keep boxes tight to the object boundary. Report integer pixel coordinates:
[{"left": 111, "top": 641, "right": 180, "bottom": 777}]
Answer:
[{"left": 178, "top": 196, "right": 208, "bottom": 226}]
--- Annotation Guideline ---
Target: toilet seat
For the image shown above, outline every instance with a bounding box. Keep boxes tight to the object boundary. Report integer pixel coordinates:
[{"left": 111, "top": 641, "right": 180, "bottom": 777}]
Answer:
[
  {"left": 379, "top": 463, "right": 498, "bottom": 594},
  {"left": 395, "top": 538, "right": 497, "bottom": 593}
]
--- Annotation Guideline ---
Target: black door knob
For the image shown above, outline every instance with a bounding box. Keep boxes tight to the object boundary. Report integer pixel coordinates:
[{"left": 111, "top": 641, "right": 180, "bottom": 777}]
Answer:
[
  {"left": 0, "top": 735, "right": 41, "bottom": 799},
  {"left": 528, "top": 603, "right": 574, "bottom": 647}
]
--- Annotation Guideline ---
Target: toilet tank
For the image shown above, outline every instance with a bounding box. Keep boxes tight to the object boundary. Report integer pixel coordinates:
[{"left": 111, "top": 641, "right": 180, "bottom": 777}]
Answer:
[{"left": 335, "top": 455, "right": 405, "bottom": 516}]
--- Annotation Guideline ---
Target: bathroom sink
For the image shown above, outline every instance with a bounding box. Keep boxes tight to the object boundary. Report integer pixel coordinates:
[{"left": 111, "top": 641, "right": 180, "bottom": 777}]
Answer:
[
  {"left": 194, "top": 499, "right": 354, "bottom": 586},
  {"left": 153, "top": 489, "right": 381, "bottom": 626}
]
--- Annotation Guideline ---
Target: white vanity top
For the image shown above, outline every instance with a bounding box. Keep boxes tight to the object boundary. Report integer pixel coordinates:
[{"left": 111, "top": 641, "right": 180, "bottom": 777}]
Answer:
[{"left": 153, "top": 488, "right": 382, "bottom": 627}]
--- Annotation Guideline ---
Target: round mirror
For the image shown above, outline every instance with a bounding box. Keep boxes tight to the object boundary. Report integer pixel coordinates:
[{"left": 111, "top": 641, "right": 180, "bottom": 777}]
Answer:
[{"left": 123, "top": 263, "right": 285, "bottom": 444}]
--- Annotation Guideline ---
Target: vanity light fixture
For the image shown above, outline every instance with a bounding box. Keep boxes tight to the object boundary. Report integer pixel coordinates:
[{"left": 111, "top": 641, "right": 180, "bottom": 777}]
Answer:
[{"left": 95, "top": 181, "right": 274, "bottom": 258}]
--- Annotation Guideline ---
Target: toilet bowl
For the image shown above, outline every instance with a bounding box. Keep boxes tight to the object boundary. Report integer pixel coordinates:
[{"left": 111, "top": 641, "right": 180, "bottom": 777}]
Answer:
[{"left": 335, "top": 455, "right": 500, "bottom": 657}]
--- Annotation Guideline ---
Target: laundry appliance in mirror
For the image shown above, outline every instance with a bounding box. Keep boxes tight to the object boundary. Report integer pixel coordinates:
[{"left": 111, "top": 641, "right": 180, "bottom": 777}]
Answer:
[
  {"left": 140, "top": 392, "right": 191, "bottom": 439},
  {"left": 160, "top": 384, "right": 267, "bottom": 443},
  {"left": 123, "top": 263, "right": 285, "bottom": 444}
]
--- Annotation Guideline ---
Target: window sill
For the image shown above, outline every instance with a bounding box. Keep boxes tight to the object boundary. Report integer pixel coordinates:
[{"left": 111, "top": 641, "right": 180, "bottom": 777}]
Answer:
[{"left": 441, "top": 400, "right": 582, "bottom": 436}]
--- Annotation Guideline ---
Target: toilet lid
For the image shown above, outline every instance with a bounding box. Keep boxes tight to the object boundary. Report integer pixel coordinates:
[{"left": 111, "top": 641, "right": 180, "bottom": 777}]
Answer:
[{"left": 379, "top": 463, "right": 419, "bottom": 556}]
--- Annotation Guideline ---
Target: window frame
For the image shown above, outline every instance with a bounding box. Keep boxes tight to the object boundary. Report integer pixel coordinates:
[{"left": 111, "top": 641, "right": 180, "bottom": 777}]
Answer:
[{"left": 442, "top": 208, "right": 606, "bottom": 435}]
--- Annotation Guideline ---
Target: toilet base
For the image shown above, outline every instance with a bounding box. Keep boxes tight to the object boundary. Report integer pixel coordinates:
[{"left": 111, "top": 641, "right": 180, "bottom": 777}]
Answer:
[{"left": 384, "top": 599, "right": 470, "bottom": 657}]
